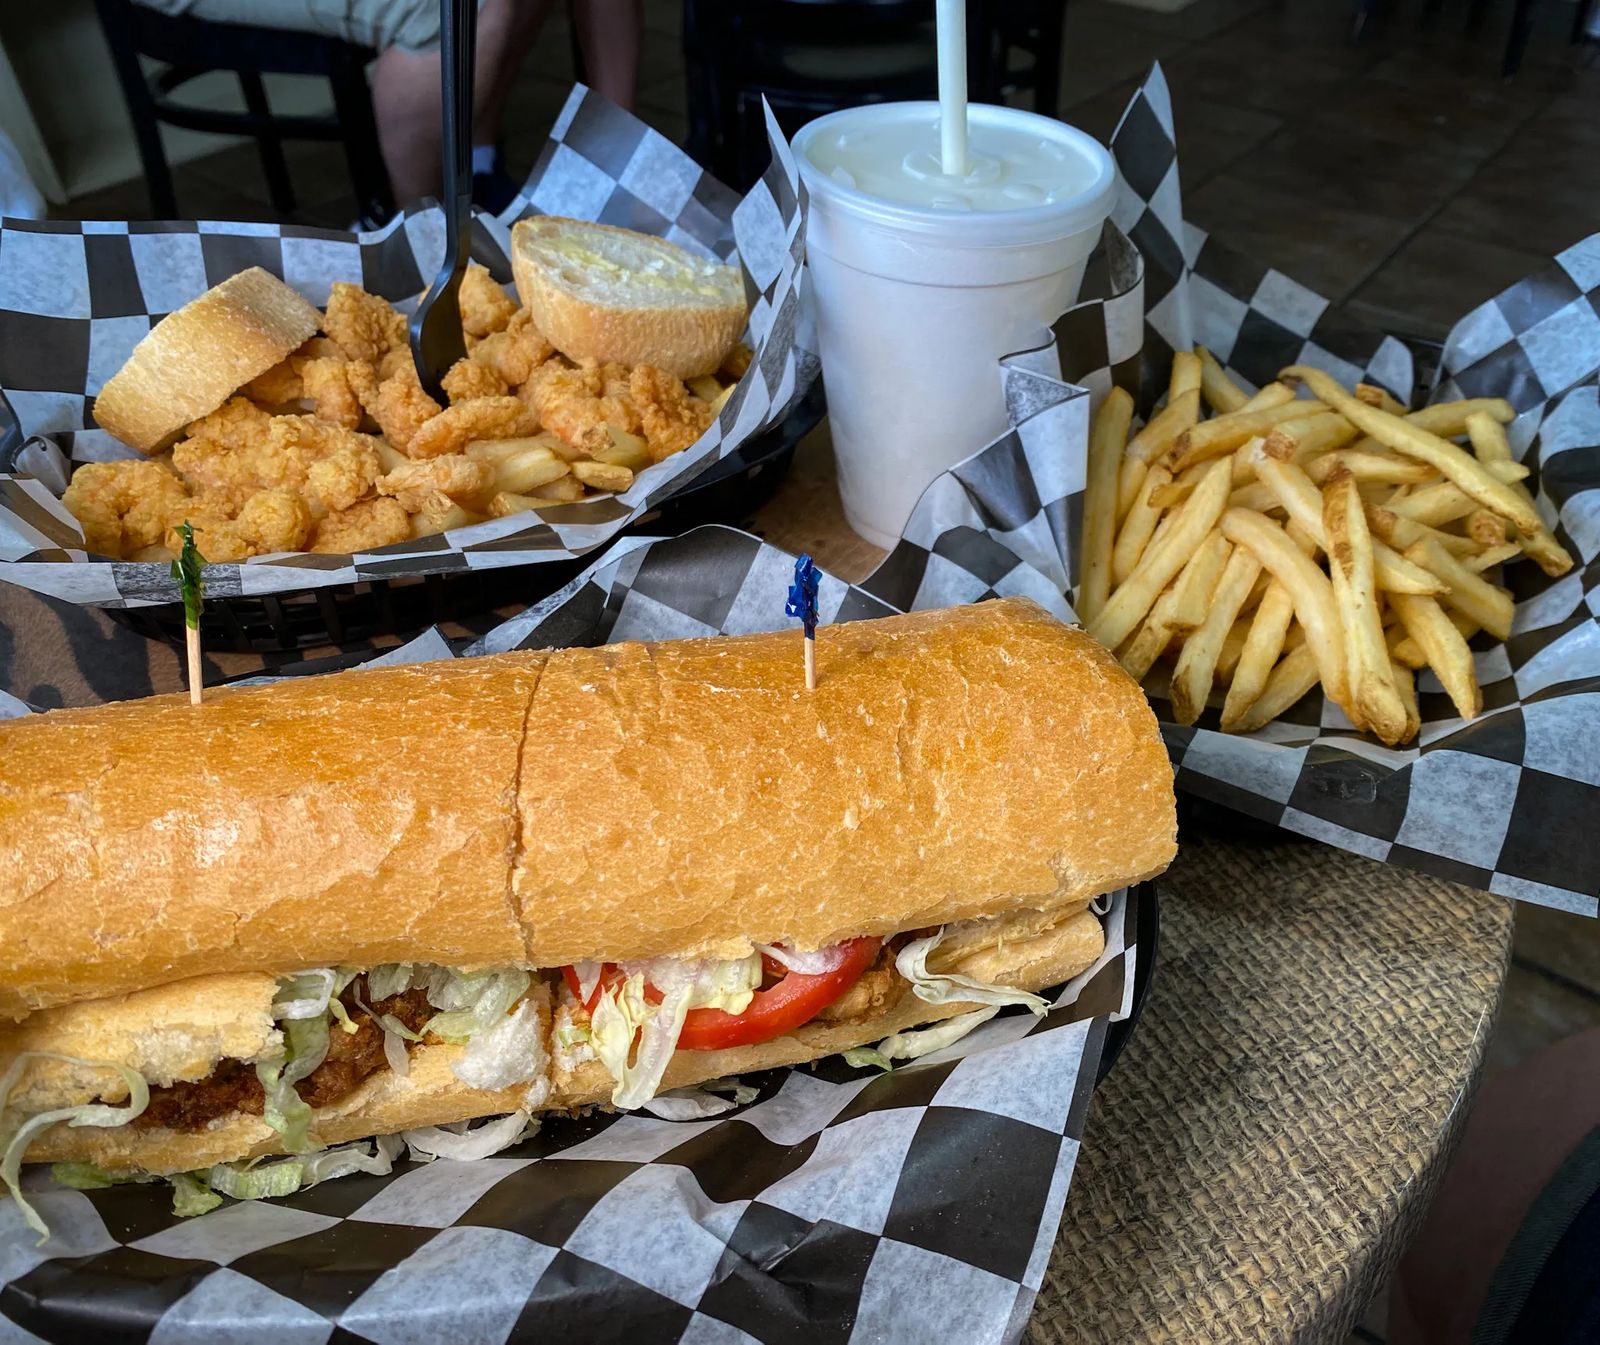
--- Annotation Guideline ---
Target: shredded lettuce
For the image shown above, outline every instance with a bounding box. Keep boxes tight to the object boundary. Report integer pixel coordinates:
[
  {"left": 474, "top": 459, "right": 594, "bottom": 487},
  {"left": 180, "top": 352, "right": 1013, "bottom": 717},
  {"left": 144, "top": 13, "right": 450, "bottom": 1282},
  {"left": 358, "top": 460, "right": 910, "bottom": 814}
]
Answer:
[
  {"left": 423, "top": 969, "right": 530, "bottom": 1042},
  {"left": 554, "top": 1022, "right": 590, "bottom": 1051},
  {"left": 895, "top": 931, "right": 1052, "bottom": 1015},
  {"left": 618, "top": 954, "right": 762, "bottom": 1015},
  {"left": 254, "top": 1014, "right": 328, "bottom": 1154},
  {"left": 364, "top": 963, "right": 416, "bottom": 1001},
  {"left": 203, "top": 1135, "right": 402, "bottom": 1202},
  {"left": 49, "top": 1161, "right": 151, "bottom": 1190},
  {"left": 0, "top": 1051, "right": 150, "bottom": 1244},
  {"left": 590, "top": 955, "right": 763, "bottom": 1109},
  {"left": 842, "top": 1047, "right": 893, "bottom": 1072},
  {"left": 169, "top": 1172, "right": 222, "bottom": 1217},
  {"left": 757, "top": 943, "right": 848, "bottom": 975},
  {"left": 643, "top": 1077, "right": 759, "bottom": 1120},
  {"left": 642, "top": 1089, "right": 739, "bottom": 1120},
  {"left": 271, "top": 969, "right": 340, "bottom": 1021},
  {"left": 877, "top": 1007, "right": 1000, "bottom": 1061},
  {"left": 701, "top": 1079, "right": 759, "bottom": 1105},
  {"left": 402, "top": 1112, "right": 535, "bottom": 1161}
]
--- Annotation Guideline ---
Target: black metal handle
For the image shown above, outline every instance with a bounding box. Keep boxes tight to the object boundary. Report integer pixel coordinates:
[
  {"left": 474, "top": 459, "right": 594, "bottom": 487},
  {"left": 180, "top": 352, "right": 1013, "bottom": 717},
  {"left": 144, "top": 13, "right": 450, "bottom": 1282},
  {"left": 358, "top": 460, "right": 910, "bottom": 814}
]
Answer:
[{"left": 441, "top": 0, "right": 476, "bottom": 273}]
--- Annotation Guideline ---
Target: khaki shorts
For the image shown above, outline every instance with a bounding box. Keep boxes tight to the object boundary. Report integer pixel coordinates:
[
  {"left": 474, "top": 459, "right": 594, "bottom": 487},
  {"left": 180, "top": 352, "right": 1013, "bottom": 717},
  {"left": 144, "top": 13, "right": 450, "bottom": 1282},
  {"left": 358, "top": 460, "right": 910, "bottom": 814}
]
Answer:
[{"left": 135, "top": 0, "right": 453, "bottom": 55}]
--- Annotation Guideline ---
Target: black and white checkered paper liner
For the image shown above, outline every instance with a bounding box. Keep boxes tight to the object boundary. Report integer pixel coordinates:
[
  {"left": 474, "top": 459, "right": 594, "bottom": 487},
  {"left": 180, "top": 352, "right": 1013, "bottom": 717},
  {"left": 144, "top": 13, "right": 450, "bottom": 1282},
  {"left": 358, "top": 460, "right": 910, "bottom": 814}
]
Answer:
[
  {"left": 0, "top": 526, "right": 1140, "bottom": 1345},
  {"left": 0, "top": 86, "right": 815, "bottom": 608},
  {"left": 856, "top": 64, "right": 1599, "bottom": 916}
]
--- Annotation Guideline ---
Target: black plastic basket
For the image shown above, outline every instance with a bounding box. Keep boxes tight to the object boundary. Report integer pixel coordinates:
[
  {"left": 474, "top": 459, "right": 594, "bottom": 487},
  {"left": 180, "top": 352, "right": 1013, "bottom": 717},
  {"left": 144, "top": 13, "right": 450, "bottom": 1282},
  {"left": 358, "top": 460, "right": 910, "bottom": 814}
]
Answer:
[{"left": 66, "top": 381, "right": 822, "bottom": 654}]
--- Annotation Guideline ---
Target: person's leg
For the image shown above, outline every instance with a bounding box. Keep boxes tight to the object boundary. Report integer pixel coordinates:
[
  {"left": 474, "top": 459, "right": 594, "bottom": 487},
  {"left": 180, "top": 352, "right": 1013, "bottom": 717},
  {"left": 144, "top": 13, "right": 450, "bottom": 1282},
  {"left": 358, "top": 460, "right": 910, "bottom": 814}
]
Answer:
[
  {"left": 572, "top": 0, "right": 644, "bottom": 110},
  {"left": 1390, "top": 1027, "right": 1600, "bottom": 1345},
  {"left": 371, "top": 45, "right": 445, "bottom": 205},
  {"left": 373, "top": 0, "right": 553, "bottom": 206},
  {"left": 475, "top": 0, "right": 556, "bottom": 148}
]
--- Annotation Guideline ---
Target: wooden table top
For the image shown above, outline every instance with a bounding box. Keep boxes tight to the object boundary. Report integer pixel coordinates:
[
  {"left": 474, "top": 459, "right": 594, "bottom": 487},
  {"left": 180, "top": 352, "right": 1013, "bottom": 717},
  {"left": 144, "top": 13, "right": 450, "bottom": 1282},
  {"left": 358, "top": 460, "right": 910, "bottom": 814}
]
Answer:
[{"left": 0, "top": 422, "right": 1514, "bottom": 1343}]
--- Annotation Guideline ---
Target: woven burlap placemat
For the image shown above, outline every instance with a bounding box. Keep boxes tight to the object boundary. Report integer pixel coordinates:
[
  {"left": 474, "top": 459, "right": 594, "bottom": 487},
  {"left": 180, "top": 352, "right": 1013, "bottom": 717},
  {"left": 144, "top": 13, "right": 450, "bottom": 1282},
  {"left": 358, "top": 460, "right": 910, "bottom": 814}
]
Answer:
[{"left": 1029, "top": 828, "right": 1515, "bottom": 1344}]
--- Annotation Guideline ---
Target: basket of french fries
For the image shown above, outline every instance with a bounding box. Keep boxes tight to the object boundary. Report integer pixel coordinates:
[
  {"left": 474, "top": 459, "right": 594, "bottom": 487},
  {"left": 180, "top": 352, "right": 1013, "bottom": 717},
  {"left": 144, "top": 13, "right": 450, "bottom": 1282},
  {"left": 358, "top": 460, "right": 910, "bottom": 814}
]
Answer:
[
  {"left": 0, "top": 89, "right": 812, "bottom": 652},
  {"left": 1076, "top": 353, "right": 1566, "bottom": 745},
  {"left": 859, "top": 64, "right": 1600, "bottom": 916}
]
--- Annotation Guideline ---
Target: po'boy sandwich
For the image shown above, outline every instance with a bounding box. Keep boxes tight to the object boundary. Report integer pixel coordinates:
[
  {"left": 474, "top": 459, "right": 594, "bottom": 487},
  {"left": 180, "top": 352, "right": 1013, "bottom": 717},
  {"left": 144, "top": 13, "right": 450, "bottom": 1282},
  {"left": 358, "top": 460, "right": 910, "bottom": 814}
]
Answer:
[{"left": 0, "top": 598, "right": 1175, "bottom": 1231}]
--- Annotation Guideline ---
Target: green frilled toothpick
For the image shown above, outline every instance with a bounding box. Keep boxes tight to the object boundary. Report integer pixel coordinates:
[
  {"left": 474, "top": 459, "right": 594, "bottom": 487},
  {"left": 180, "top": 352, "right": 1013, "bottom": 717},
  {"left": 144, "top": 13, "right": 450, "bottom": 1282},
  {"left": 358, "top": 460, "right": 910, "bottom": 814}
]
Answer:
[{"left": 171, "top": 521, "right": 205, "bottom": 705}]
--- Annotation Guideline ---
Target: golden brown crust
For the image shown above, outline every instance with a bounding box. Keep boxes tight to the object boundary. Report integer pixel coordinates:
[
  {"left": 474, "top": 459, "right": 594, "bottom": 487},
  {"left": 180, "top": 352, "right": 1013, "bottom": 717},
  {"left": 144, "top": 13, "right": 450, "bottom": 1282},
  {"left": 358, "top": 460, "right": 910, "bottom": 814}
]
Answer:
[
  {"left": 512, "top": 599, "right": 1175, "bottom": 967},
  {"left": 0, "top": 654, "right": 546, "bottom": 1019},
  {"left": 0, "top": 599, "right": 1174, "bottom": 1020},
  {"left": 511, "top": 217, "right": 746, "bottom": 379},
  {"left": 92, "top": 268, "right": 321, "bottom": 452}
]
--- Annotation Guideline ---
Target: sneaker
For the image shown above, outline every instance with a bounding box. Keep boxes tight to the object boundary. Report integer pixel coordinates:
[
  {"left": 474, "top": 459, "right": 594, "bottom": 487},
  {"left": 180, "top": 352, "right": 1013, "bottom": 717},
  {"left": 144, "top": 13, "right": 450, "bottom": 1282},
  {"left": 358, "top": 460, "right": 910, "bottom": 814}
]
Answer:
[{"left": 472, "top": 146, "right": 520, "bottom": 215}]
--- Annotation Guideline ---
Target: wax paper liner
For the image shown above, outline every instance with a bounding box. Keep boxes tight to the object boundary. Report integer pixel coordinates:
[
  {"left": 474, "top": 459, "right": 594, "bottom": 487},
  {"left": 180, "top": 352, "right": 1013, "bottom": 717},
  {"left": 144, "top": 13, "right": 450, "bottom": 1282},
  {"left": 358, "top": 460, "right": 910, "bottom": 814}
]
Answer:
[
  {"left": 0, "top": 86, "right": 815, "bottom": 607},
  {"left": 853, "top": 64, "right": 1599, "bottom": 916},
  {"left": 0, "top": 524, "right": 1141, "bottom": 1345}
]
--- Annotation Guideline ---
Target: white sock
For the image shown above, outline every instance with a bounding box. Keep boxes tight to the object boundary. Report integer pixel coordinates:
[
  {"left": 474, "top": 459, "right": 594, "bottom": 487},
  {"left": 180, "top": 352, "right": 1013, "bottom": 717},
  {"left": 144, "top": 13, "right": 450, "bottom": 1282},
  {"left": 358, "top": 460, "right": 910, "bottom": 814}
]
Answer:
[{"left": 471, "top": 145, "right": 497, "bottom": 175}]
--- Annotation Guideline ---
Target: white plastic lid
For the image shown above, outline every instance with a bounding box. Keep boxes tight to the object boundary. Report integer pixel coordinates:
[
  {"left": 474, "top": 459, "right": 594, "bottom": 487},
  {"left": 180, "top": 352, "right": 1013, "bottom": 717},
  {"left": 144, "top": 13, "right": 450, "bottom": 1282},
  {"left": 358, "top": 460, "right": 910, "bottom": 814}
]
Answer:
[{"left": 793, "top": 102, "right": 1118, "bottom": 247}]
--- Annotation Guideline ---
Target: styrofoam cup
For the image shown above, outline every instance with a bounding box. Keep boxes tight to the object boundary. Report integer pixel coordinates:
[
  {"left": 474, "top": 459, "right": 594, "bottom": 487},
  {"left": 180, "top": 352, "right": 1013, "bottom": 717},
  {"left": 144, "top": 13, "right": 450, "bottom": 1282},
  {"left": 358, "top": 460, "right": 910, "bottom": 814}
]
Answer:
[{"left": 794, "top": 103, "right": 1116, "bottom": 549}]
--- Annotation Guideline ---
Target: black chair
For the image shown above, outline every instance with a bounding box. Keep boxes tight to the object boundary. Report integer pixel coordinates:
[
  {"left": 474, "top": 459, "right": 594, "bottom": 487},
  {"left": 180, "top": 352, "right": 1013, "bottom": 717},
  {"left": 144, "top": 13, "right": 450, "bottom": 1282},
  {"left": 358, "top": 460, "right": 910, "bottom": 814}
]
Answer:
[
  {"left": 683, "top": 0, "right": 1066, "bottom": 191},
  {"left": 93, "top": 0, "right": 394, "bottom": 225},
  {"left": 1352, "top": 0, "right": 1599, "bottom": 74}
]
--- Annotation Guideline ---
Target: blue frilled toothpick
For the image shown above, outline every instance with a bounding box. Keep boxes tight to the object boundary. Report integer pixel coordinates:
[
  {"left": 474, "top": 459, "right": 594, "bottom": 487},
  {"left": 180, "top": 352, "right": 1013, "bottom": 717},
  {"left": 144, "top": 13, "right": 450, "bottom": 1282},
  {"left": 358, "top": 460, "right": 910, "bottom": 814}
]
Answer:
[{"left": 786, "top": 553, "right": 821, "bottom": 689}]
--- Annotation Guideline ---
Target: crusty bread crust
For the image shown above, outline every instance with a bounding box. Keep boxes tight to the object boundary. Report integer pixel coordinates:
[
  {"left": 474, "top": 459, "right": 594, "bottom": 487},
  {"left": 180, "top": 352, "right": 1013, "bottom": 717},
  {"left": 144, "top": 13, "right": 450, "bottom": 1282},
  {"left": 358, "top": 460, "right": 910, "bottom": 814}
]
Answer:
[
  {"left": 511, "top": 217, "right": 746, "bottom": 379},
  {"left": 0, "top": 600, "right": 1174, "bottom": 1020},
  {"left": 26, "top": 913, "right": 1102, "bottom": 1175},
  {"left": 512, "top": 600, "right": 1175, "bottom": 968},
  {"left": 91, "top": 267, "right": 321, "bottom": 452},
  {"left": 0, "top": 655, "right": 547, "bottom": 1019}
]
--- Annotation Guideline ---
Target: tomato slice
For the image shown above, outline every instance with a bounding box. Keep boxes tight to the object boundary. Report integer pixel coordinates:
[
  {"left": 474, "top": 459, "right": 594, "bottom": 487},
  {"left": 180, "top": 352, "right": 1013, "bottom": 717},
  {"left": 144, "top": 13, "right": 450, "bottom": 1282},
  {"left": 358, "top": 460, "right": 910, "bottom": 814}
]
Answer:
[{"left": 560, "top": 938, "right": 883, "bottom": 1052}]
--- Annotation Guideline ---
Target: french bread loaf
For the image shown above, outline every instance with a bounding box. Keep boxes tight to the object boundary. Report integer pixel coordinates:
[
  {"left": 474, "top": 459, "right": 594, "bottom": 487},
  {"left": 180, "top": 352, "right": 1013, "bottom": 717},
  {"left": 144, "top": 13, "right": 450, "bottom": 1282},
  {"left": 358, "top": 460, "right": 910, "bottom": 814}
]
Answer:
[
  {"left": 0, "top": 599, "right": 1175, "bottom": 1020},
  {"left": 511, "top": 216, "right": 746, "bottom": 378},
  {"left": 91, "top": 266, "right": 321, "bottom": 452}
]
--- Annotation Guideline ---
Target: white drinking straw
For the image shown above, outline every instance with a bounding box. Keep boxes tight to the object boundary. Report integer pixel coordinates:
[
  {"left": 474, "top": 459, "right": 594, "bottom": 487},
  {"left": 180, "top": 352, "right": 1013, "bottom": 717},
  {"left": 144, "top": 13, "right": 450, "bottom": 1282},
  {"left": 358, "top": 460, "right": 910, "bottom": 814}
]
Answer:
[{"left": 936, "top": 0, "right": 968, "bottom": 177}]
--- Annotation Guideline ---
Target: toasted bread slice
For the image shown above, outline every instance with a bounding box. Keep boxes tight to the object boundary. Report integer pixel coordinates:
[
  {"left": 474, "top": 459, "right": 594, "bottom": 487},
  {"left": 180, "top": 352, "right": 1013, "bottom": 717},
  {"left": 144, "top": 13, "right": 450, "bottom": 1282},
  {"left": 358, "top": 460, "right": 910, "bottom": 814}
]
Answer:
[
  {"left": 93, "top": 267, "right": 321, "bottom": 452},
  {"left": 511, "top": 216, "right": 746, "bottom": 379}
]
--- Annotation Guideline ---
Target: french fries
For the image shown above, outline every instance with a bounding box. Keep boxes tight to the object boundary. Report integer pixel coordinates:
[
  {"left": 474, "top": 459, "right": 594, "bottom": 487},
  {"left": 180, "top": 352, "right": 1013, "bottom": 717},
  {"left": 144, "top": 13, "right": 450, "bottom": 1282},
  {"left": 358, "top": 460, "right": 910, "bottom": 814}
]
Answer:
[
  {"left": 1464, "top": 410, "right": 1574, "bottom": 577},
  {"left": 1221, "top": 507, "right": 1349, "bottom": 714},
  {"left": 1324, "top": 475, "right": 1407, "bottom": 744},
  {"left": 1406, "top": 537, "right": 1514, "bottom": 640},
  {"left": 1390, "top": 592, "right": 1482, "bottom": 720},
  {"left": 1283, "top": 366, "right": 1542, "bottom": 537},
  {"left": 1089, "top": 459, "right": 1232, "bottom": 652},
  {"left": 1075, "top": 351, "right": 1561, "bottom": 738},
  {"left": 1170, "top": 544, "right": 1262, "bottom": 725},
  {"left": 1221, "top": 581, "right": 1295, "bottom": 731},
  {"left": 1079, "top": 387, "right": 1134, "bottom": 623},
  {"left": 1253, "top": 456, "right": 1444, "bottom": 596},
  {"left": 1168, "top": 400, "right": 1327, "bottom": 471},
  {"left": 571, "top": 459, "right": 636, "bottom": 493},
  {"left": 1075, "top": 354, "right": 1561, "bottom": 743},
  {"left": 1198, "top": 347, "right": 1248, "bottom": 414}
]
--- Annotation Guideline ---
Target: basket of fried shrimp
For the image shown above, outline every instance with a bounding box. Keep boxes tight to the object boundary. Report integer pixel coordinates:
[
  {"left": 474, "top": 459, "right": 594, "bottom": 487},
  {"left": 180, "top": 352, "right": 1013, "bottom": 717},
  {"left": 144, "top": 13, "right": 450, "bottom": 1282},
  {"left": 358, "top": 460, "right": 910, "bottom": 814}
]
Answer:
[{"left": 1075, "top": 349, "right": 1574, "bottom": 747}]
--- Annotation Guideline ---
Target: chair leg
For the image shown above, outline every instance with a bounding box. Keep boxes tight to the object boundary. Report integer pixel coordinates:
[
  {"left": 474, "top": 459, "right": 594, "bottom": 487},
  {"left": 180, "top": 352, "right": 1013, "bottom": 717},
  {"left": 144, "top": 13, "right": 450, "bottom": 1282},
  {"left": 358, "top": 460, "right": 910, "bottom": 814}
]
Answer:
[
  {"left": 1032, "top": 0, "right": 1065, "bottom": 117},
  {"left": 1504, "top": 0, "right": 1540, "bottom": 74},
  {"left": 92, "top": 0, "right": 178, "bottom": 217},
  {"left": 329, "top": 50, "right": 395, "bottom": 224},
  {"left": 1350, "top": 0, "right": 1384, "bottom": 46},
  {"left": 238, "top": 71, "right": 296, "bottom": 214},
  {"left": 1575, "top": 0, "right": 1597, "bottom": 44}
]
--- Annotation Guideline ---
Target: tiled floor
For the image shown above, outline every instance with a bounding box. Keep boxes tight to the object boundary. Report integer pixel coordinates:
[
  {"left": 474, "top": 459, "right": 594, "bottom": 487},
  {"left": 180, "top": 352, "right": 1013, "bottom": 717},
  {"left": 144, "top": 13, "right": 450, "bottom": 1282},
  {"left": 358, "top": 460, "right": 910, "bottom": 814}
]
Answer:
[{"left": 53, "top": 7, "right": 1600, "bottom": 1338}]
